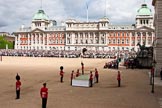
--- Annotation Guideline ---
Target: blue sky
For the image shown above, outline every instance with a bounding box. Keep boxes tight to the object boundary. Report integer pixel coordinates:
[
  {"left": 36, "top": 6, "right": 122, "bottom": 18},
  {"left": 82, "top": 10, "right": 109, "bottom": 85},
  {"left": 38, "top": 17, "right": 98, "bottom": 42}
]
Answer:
[{"left": 0, "top": 0, "right": 154, "bottom": 33}]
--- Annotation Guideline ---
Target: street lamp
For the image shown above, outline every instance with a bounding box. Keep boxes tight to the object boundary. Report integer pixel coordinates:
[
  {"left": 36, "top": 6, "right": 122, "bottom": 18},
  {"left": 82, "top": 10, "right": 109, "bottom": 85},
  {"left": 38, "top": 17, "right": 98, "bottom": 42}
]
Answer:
[
  {"left": 151, "top": 60, "right": 156, "bottom": 93},
  {"left": 151, "top": 38, "right": 159, "bottom": 93}
]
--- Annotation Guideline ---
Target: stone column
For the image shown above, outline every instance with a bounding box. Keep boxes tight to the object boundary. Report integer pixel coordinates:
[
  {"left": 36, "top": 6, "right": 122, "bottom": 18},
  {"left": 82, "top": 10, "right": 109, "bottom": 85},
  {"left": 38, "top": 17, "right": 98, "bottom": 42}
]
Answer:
[
  {"left": 135, "top": 32, "right": 138, "bottom": 52},
  {"left": 43, "top": 33, "right": 45, "bottom": 49},
  {"left": 93, "top": 32, "right": 95, "bottom": 45},
  {"left": 99, "top": 32, "right": 101, "bottom": 44},
  {"left": 129, "top": 32, "right": 132, "bottom": 51},
  {"left": 140, "top": 32, "right": 143, "bottom": 45},
  {"left": 152, "top": 32, "right": 154, "bottom": 44},
  {"left": 105, "top": 32, "right": 108, "bottom": 46},
  {"left": 146, "top": 32, "right": 148, "bottom": 46},
  {"left": 27, "top": 33, "right": 30, "bottom": 50},
  {"left": 31, "top": 34, "right": 33, "bottom": 50},
  {"left": 47, "top": 33, "right": 49, "bottom": 50}
]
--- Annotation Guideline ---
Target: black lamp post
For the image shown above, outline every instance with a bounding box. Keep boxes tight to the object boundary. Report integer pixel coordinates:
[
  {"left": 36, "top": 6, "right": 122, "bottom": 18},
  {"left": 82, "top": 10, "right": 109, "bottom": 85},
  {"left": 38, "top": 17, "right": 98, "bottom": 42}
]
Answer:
[
  {"left": 151, "top": 38, "right": 158, "bottom": 93},
  {"left": 151, "top": 60, "right": 156, "bottom": 93},
  {"left": 151, "top": 69, "right": 154, "bottom": 93}
]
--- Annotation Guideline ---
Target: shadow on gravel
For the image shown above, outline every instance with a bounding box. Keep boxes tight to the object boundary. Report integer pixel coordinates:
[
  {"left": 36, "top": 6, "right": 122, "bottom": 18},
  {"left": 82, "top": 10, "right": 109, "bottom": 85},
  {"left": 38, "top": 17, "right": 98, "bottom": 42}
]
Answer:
[{"left": 100, "top": 84, "right": 126, "bottom": 88}]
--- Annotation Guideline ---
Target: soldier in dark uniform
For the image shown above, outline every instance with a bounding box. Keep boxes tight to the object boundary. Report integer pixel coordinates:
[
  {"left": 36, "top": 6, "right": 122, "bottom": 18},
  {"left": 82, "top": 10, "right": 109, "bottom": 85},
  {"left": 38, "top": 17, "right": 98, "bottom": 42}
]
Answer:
[
  {"left": 95, "top": 68, "right": 99, "bottom": 83},
  {"left": 60, "top": 66, "right": 64, "bottom": 83},
  {"left": 15, "top": 73, "right": 21, "bottom": 99},
  {"left": 76, "top": 69, "right": 80, "bottom": 77},
  {"left": 117, "top": 71, "right": 121, "bottom": 87},
  {"left": 81, "top": 62, "right": 84, "bottom": 75},
  {"left": 89, "top": 71, "right": 93, "bottom": 87},
  {"left": 71, "top": 70, "right": 74, "bottom": 85}
]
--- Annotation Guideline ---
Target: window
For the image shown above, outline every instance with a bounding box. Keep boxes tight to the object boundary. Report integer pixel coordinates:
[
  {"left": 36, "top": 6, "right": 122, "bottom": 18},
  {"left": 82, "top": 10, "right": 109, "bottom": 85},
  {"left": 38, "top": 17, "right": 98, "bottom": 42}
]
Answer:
[
  {"left": 137, "top": 32, "right": 141, "bottom": 36},
  {"left": 85, "top": 33, "right": 88, "bottom": 38},
  {"left": 113, "top": 39, "right": 116, "bottom": 44},
  {"left": 102, "top": 23, "right": 105, "bottom": 27},
  {"left": 126, "top": 39, "right": 129, "bottom": 44},
  {"left": 140, "top": 20, "right": 142, "bottom": 24},
  {"left": 126, "top": 33, "right": 129, "bottom": 36},
  {"left": 148, "top": 32, "right": 152, "bottom": 37},
  {"left": 67, "top": 39, "right": 71, "bottom": 44},
  {"left": 143, "top": 32, "right": 146, "bottom": 36},
  {"left": 75, "top": 40, "right": 78, "bottom": 44},
  {"left": 96, "top": 39, "right": 99, "bottom": 44},
  {"left": 81, "top": 40, "right": 83, "bottom": 44},
  {"left": 132, "top": 32, "right": 135, "bottom": 36},
  {"left": 148, "top": 38, "right": 152, "bottom": 45},
  {"left": 101, "top": 38, "right": 104, "bottom": 44},
  {"left": 146, "top": 20, "right": 149, "bottom": 24},
  {"left": 132, "top": 40, "right": 135, "bottom": 45},
  {"left": 122, "top": 39, "right": 124, "bottom": 44},
  {"left": 91, "top": 40, "right": 93, "bottom": 44},
  {"left": 90, "top": 35, "right": 93, "bottom": 38},
  {"left": 68, "top": 24, "right": 71, "bottom": 27},
  {"left": 118, "top": 33, "right": 120, "bottom": 37},
  {"left": 117, "top": 39, "right": 120, "bottom": 44},
  {"left": 113, "top": 32, "right": 116, "bottom": 37},
  {"left": 90, "top": 33, "right": 93, "bottom": 37},
  {"left": 122, "top": 32, "right": 124, "bottom": 37},
  {"left": 75, "top": 33, "right": 78, "bottom": 38},
  {"left": 80, "top": 33, "right": 83, "bottom": 38},
  {"left": 109, "top": 33, "right": 111, "bottom": 36},
  {"left": 86, "top": 40, "right": 88, "bottom": 44},
  {"left": 109, "top": 39, "right": 111, "bottom": 44}
]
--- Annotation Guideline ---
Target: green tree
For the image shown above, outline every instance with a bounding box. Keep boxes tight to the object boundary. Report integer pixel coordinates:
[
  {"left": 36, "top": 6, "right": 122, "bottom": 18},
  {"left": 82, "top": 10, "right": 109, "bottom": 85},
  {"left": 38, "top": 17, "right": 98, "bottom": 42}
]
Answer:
[{"left": 0, "top": 36, "right": 14, "bottom": 49}]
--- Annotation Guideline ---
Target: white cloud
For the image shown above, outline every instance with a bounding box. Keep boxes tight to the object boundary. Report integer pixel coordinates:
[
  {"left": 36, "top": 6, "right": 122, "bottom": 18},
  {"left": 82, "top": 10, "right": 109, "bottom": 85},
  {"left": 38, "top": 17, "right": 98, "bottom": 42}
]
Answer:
[{"left": 0, "top": 0, "right": 154, "bottom": 33}]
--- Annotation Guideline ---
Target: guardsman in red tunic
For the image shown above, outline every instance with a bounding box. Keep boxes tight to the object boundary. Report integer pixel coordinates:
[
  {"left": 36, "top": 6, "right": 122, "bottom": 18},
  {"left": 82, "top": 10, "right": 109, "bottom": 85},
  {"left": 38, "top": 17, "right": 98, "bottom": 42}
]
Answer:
[
  {"left": 89, "top": 71, "right": 93, "bottom": 87},
  {"left": 16, "top": 80, "right": 21, "bottom": 99},
  {"left": 40, "top": 83, "right": 48, "bottom": 108},
  {"left": 81, "top": 62, "right": 84, "bottom": 75},
  {"left": 60, "top": 70, "right": 64, "bottom": 83},
  {"left": 71, "top": 70, "right": 74, "bottom": 85},
  {"left": 95, "top": 68, "right": 99, "bottom": 83},
  {"left": 117, "top": 71, "right": 121, "bottom": 87},
  {"left": 76, "top": 69, "right": 80, "bottom": 77}
]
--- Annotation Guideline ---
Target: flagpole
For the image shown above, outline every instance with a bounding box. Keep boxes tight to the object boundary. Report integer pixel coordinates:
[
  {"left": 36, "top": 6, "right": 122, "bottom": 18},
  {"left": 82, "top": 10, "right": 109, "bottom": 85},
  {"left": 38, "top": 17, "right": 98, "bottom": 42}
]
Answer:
[
  {"left": 41, "top": 0, "right": 42, "bottom": 9},
  {"left": 105, "top": 0, "right": 106, "bottom": 16},
  {"left": 86, "top": 2, "right": 89, "bottom": 22}
]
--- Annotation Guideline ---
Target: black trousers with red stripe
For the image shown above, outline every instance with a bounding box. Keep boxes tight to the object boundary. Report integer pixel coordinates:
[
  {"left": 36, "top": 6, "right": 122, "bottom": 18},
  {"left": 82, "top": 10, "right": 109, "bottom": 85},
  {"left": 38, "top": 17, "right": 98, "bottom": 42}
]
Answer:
[
  {"left": 42, "top": 98, "right": 47, "bottom": 108},
  {"left": 89, "top": 79, "right": 93, "bottom": 87},
  {"left": 16, "top": 90, "right": 20, "bottom": 99}
]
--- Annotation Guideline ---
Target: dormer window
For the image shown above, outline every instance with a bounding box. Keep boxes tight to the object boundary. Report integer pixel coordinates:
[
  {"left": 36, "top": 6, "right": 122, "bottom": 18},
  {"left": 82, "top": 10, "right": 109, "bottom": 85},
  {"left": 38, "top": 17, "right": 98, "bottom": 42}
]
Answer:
[{"left": 102, "top": 23, "right": 105, "bottom": 27}]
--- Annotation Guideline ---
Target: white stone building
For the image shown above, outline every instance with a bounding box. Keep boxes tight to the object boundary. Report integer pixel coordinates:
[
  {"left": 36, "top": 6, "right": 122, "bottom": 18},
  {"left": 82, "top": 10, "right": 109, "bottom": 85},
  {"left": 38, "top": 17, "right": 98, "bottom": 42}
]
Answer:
[{"left": 13, "top": 3, "right": 155, "bottom": 52}]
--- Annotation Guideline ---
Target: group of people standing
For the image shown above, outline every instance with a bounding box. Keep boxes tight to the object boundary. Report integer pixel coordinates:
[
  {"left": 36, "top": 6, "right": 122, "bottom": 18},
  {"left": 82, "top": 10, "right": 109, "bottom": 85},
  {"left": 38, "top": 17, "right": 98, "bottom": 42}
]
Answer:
[
  {"left": 89, "top": 68, "right": 99, "bottom": 87},
  {"left": 104, "top": 60, "right": 119, "bottom": 69},
  {"left": 15, "top": 74, "right": 48, "bottom": 108},
  {"left": 59, "top": 62, "right": 99, "bottom": 87},
  {"left": 15, "top": 62, "right": 121, "bottom": 108}
]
